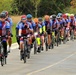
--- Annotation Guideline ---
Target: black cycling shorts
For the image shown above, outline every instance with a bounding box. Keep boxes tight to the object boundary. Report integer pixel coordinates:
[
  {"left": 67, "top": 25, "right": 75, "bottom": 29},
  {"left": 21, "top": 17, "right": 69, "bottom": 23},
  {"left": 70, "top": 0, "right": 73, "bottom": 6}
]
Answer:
[{"left": 47, "top": 29, "right": 51, "bottom": 34}]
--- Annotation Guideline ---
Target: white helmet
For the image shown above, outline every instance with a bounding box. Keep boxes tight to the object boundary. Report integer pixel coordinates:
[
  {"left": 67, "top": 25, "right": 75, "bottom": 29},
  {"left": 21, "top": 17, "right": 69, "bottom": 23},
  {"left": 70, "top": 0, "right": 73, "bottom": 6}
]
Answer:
[{"left": 50, "top": 15, "right": 52, "bottom": 19}]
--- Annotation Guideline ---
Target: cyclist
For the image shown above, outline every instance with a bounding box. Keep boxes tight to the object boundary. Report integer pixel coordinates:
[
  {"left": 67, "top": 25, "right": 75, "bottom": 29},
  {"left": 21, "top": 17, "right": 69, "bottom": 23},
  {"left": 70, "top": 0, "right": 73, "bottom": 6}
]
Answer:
[
  {"left": 69, "top": 14, "right": 76, "bottom": 39},
  {"left": 2, "top": 11, "right": 13, "bottom": 53},
  {"left": 43, "top": 15, "right": 52, "bottom": 49},
  {"left": 62, "top": 14, "right": 70, "bottom": 41},
  {"left": 0, "top": 13, "right": 10, "bottom": 57},
  {"left": 38, "top": 17, "right": 45, "bottom": 50},
  {"left": 18, "top": 15, "right": 33, "bottom": 59},
  {"left": 33, "top": 18, "right": 42, "bottom": 52},
  {"left": 26, "top": 14, "right": 35, "bottom": 29},
  {"left": 51, "top": 15, "right": 60, "bottom": 45},
  {"left": 26, "top": 14, "right": 35, "bottom": 48},
  {"left": 57, "top": 15, "right": 64, "bottom": 40},
  {"left": 16, "top": 21, "right": 21, "bottom": 49}
]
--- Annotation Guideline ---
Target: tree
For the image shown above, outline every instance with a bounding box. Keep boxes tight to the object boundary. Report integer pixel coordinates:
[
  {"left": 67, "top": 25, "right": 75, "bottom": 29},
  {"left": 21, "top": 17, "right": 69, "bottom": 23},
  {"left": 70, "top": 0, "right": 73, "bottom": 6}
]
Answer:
[
  {"left": 71, "top": 0, "right": 76, "bottom": 8},
  {"left": 31, "top": 0, "right": 41, "bottom": 17},
  {"left": 0, "top": 0, "right": 13, "bottom": 13},
  {"left": 11, "top": 0, "right": 71, "bottom": 16}
]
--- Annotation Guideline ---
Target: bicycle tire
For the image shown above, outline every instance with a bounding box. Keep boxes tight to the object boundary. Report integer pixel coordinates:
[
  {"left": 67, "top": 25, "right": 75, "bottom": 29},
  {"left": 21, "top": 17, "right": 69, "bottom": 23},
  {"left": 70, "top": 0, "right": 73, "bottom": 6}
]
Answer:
[
  {"left": 34, "top": 40, "right": 37, "bottom": 54},
  {"left": 45, "top": 37, "right": 48, "bottom": 51},
  {"left": 27, "top": 46, "right": 31, "bottom": 59},
  {"left": 24, "top": 50, "right": 26, "bottom": 63},
  {"left": 23, "top": 39, "right": 27, "bottom": 63},
  {"left": 1, "top": 57, "right": 4, "bottom": 66},
  {"left": 4, "top": 57, "right": 7, "bottom": 64}
]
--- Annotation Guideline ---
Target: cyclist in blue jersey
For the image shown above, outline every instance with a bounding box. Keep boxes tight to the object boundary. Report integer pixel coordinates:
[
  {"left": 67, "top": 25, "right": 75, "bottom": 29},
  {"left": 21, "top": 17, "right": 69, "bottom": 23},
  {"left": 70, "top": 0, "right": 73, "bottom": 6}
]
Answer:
[
  {"left": 0, "top": 13, "right": 10, "bottom": 57},
  {"left": 18, "top": 15, "right": 33, "bottom": 56},
  {"left": 2, "top": 11, "right": 13, "bottom": 53},
  {"left": 38, "top": 17, "right": 45, "bottom": 50},
  {"left": 43, "top": 15, "right": 52, "bottom": 48},
  {"left": 26, "top": 14, "right": 36, "bottom": 48}
]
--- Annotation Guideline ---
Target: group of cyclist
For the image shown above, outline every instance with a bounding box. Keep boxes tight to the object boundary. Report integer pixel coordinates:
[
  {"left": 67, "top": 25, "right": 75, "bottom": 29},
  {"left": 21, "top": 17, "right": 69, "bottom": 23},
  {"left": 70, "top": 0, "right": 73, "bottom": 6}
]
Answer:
[
  {"left": 16, "top": 13, "right": 76, "bottom": 60},
  {"left": 0, "top": 11, "right": 76, "bottom": 62}
]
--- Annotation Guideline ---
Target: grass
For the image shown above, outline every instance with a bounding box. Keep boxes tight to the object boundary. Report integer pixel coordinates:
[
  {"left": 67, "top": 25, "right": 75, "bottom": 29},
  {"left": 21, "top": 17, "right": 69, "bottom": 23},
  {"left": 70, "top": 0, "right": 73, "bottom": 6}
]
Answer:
[
  {"left": 12, "top": 24, "right": 16, "bottom": 43},
  {"left": 11, "top": 16, "right": 21, "bottom": 43}
]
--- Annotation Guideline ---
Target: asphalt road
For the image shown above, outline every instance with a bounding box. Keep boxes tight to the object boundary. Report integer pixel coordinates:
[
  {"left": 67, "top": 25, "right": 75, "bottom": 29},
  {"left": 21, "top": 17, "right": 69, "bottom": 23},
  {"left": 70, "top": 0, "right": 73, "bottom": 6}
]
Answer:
[{"left": 0, "top": 40, "right": 76, "bottom": 75}]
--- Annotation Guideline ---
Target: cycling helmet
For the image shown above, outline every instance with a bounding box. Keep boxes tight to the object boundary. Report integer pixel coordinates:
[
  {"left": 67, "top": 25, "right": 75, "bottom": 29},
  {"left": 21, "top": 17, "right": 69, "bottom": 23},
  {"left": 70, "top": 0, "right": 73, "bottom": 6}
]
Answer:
[
  {"left": 2, "top": 11, "right": 8, "bottom": 16},
  {"left": 56, "top": 15, "right": 61, "bottom": 19},
  {"left": 0, "top": 13, "right": 6, "bottom": 18},
  {"left": 62, "top": 14, "right": 67, "bottom": 18},
  {"left": 57, "top": 13, "right": 62, "bottom": 17},
  {"left": 21, "top": 15, "right": 26, "bottom": 20},
  {"left": 27, "top": 14, "right": 32, "bottom": 19},
  {"left": 34, "top": 18, "right": 39, "bottom": 23},
  {"left": 38, "top": 17, "right": 43, "bottom": 21},
  {"left": 70, "top": 14, "right": 74, "bottom": 16},
  {"left": 70, "top": 14, "right": 74, "bottom": 19},
  {"left": 52, "top": 14, "right": 56, "bottom": 19},
  {"left": 44, "top": 15, "right": 50, "bottom": 20},
  {"left": 50, "top": 15, "right": 52, "bottom": 19}
]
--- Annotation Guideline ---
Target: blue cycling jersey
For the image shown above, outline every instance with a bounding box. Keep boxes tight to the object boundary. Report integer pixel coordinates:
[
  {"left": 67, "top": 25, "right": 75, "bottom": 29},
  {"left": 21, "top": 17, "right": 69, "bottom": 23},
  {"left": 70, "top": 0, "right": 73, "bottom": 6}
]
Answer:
[
  {"left": 27, "top": 20, "right": 35, "bottom": 29},
  {"left": 6, "top": 17, "right": 13, "bottom": 26},
  {"left": 0, "top": 21, "right": 10, "bottom": 36}
]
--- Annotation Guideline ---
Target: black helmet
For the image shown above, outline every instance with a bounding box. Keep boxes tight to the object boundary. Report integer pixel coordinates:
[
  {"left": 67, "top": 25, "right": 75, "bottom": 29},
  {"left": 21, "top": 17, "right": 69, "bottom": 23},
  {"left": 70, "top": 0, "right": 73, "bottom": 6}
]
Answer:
[
  {"left": 0, "top": 13, "right": 6, "bottom": 18},
  {"left": 52, "top": 15, "right": 56, "bottom": 19},
  {"left": 38, "top": 17, "right": 43, "bottom": 21}
]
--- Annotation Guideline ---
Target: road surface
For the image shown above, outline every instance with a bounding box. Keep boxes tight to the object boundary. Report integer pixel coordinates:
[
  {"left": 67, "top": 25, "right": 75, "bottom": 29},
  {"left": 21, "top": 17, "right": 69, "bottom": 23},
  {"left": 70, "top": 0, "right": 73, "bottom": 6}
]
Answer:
[{"left": 0, "top": 40, "right": 76, "bottom": 75}]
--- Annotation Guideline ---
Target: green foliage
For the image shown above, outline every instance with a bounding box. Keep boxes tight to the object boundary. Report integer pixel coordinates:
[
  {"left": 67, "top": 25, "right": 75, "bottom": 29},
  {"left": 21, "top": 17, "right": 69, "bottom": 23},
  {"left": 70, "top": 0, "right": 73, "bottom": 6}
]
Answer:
[
  {"left": 0, "top": 0, "right": 13, "bottom": 13},
  {"left": 0, "top": 0, "right": 72, "bottom": 16},
  {"left": 12, "top": 24, "right": 16, "bottom": 43},
  {"left": 11, "top": 0, "right": 71, "bottom": 16},
  {"left": 64, "top": 7, "right": 76, "bottom": 14}
]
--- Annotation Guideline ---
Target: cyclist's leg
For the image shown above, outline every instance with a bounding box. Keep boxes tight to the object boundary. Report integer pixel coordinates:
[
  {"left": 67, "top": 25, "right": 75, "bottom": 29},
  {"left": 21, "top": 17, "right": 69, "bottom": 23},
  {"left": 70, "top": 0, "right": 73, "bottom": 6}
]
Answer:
[
  {"left": 7, "top": 27, "right": 12, "bottom": 52},
  {"left": 66, "top": 27, "right": 70, "bottom": 41},
  {"left": 61, "top": 28, "right": 64, "bottom": 40},
  {"left": 7, "top": 36, "right": 12, "bottom": 52},
  {"left": 47, "top": 29, "right": 51, "bottom": 46},
  {"left": 2, "top": 40, "right": 7, "bottom": 57},
  {"left": 36, "top": 35, "right": 41, "bottom": 52},
  {"left": 40, "top": 34, "right": 44, "bottom": 50},
  {"left": 20, "top": 37, "right": 24, "bottom": 52},
  {"left": 74, "top": 26, "right": 76, "bottom": 38}
]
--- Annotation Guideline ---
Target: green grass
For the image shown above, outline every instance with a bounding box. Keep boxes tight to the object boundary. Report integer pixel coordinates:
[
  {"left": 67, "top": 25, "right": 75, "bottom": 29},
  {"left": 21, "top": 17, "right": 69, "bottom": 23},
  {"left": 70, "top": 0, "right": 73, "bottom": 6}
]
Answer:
[{"left": 12, "top": 24, "right": 16, "bottom": 43}]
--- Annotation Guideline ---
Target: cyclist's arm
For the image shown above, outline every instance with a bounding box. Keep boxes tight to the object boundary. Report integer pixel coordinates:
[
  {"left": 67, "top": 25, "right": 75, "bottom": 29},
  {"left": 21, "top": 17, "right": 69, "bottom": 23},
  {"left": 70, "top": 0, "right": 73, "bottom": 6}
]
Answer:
[
  {"left": 6, "top": 21, "right": 11, "bottom": 35},
  {"left": 9, "top": 18, "right": 13, "bottom": 26},
  {"left": 18, "top": 23, "right": 22, "bottom": 36},
  {"left": 28, "top": 24, "right": 33, "bottom": 33}
]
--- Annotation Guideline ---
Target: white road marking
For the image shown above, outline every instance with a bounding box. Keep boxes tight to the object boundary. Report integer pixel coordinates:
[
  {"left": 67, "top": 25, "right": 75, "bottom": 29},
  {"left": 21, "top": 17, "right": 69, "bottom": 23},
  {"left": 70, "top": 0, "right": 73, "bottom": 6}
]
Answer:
[{"left": 26, "top": 52, "right": 76, "bottom": 75}]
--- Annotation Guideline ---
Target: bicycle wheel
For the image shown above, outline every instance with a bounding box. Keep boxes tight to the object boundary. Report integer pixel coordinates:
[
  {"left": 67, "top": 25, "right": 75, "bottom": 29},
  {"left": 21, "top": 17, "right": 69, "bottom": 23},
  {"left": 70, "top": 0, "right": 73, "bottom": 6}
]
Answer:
[
  {"left": 24, "top": 39, "right": 27, "bottom": 63},
  {"left": 4, "top": 57, "right": 7, "bottom": 64},
  {"left": 24, "top": 50, "right": 26, "bottom": 63},
  {"left": 45, "top": 37, "right": 48, "bottom": 51},
  {"left": 1, "top": 57, "right": 4, "bottom": 66},
  {"left": 34, "top": 40, "right": 37, "bottom": 54},
  {"left": 27, "top": 46, "right": 31, "bottom": 59},
  {"left": 70, "top": 30, "right": 74, "bottom": 41}
]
